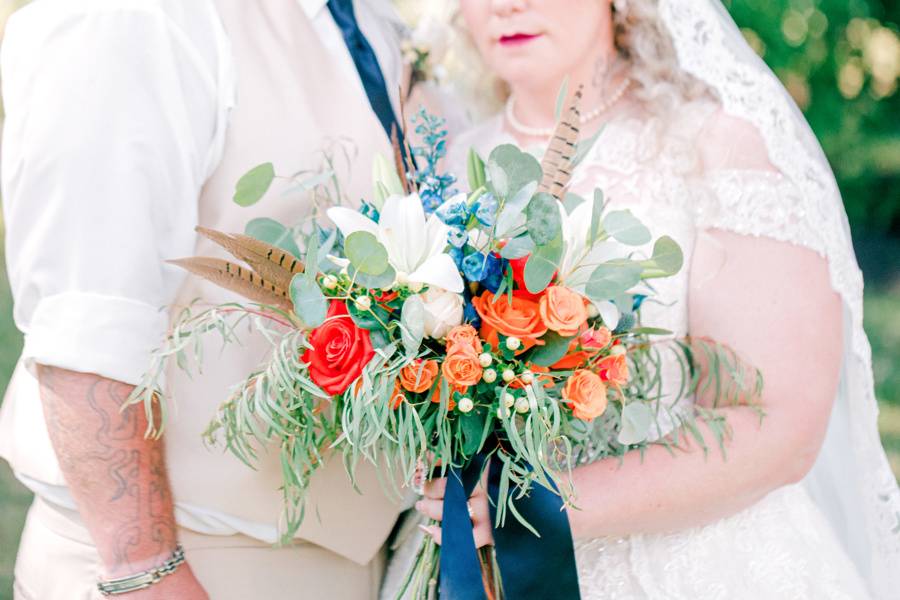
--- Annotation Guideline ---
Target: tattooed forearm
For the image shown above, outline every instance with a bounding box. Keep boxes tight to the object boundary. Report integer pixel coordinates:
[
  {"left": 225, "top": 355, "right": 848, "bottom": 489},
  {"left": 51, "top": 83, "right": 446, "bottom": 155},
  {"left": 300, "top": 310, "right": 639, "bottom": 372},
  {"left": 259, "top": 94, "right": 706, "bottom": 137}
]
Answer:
[{"left": 38, "top": 365, "right": 177, "bottom": 576}]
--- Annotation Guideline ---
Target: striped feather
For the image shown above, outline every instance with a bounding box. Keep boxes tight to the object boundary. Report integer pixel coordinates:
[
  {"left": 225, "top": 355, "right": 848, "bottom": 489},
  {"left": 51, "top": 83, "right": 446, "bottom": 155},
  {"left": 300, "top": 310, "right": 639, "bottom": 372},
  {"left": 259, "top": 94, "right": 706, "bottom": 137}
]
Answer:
[
  {"left": 168, "top": 257, "right": 292, "bottom": 311},
  {"left": 196, "top": 226, "right": 304, "bottom": 291},
  {"left": 538, "top": 86, "right": 584, "bottom": 201}
]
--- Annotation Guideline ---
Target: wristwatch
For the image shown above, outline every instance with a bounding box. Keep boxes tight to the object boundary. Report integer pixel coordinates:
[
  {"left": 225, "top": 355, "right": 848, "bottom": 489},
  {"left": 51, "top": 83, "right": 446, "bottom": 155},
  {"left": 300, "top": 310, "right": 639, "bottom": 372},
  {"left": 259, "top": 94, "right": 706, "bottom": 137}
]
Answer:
[{"left": 96, "top": 544, "right": 186, "bottom": 596}]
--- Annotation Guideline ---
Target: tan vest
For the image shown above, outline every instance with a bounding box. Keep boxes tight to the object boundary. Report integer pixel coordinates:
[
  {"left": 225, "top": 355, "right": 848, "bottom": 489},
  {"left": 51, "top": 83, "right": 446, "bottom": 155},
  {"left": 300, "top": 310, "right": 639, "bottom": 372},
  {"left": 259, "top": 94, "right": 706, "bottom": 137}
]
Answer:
[{"left": 0, "top": 0, "right": 402, "bottom": 567}]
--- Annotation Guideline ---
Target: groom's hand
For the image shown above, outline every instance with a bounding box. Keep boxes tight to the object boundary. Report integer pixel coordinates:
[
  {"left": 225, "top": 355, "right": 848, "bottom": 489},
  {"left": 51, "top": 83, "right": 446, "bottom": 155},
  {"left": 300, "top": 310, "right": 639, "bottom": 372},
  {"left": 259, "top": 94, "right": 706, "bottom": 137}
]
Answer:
[{"left": 415, "top": 476, "right": 494, "bottom": 548}]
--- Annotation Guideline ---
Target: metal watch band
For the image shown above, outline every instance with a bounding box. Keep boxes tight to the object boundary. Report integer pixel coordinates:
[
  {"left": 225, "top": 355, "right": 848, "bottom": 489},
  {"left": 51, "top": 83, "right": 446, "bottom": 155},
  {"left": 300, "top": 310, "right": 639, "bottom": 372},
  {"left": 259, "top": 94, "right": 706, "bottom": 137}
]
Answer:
[{"left": 97, "top": 544, "right": 186, "bottom": 596}]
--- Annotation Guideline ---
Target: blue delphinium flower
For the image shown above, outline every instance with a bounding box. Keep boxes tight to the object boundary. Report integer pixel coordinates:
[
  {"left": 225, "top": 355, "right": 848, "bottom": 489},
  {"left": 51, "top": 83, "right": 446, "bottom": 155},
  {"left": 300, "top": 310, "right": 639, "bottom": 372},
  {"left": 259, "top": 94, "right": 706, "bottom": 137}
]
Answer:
[
  {"left": 462, "top": 252, "right": 489, "bottom": 282},
  {"left": 449, "top": 247, "right": 465, "bottom": 270},
  {"left": 447, "top": 227, "right": 468, "bottom": 249},
  {"left": 359, "top": 200, "right": 380, "bottom": 223},
  {"left": 474, "top": 192, "right": 498, "bottom": 228},
  {"left": 410, "top": 109, "right": 457, "bottom": 214},
  {"left": 481, "top": 253, "right": 504, "bottom": 293},
  {"left": 435, "top": 195, "right": 469, "bottom": 227}
]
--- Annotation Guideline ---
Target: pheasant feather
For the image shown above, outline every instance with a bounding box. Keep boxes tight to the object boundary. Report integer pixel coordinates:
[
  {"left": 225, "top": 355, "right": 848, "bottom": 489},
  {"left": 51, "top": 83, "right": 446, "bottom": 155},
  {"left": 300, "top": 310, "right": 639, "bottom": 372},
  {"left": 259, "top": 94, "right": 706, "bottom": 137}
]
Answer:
[
  {"left": 538, "top": 86, "right": 583, "bottom": 201},
  {"left": 168, "top": 257, "right": 292, "bottom": 311},
  {"left": 196, "top": 226, "right": 304, "bottom": 292}
]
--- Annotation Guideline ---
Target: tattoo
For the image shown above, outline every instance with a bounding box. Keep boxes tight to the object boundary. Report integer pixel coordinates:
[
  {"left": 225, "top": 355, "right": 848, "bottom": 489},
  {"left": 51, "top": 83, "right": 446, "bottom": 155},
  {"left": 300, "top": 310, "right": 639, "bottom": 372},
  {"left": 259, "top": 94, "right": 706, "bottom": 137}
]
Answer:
[{"left": 39, "top": 366, "right": 176, "bottom": 572}]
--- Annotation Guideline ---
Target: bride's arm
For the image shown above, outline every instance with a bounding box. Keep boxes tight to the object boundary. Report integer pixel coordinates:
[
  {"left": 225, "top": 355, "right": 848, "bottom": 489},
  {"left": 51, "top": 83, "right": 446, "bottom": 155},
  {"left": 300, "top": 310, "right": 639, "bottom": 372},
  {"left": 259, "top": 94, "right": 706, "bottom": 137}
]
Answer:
[{"left": 567, "top": 225, "right": 843, "bottom": 538}]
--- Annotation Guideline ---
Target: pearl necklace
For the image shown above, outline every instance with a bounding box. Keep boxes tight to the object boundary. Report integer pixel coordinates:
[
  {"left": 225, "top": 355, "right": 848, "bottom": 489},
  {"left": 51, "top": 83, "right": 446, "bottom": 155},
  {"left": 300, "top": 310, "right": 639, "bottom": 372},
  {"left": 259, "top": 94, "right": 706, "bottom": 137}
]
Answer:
[{"left": 505, "top": 78, "right": 632, "bottom": 138}]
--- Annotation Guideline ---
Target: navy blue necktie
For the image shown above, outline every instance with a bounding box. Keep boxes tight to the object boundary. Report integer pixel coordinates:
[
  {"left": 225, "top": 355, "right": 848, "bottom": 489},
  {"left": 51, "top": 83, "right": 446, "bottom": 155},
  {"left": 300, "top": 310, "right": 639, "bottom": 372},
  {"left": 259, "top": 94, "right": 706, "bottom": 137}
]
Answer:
[{"left": 327, "top": 0, "right": 406, "bottom": 151}]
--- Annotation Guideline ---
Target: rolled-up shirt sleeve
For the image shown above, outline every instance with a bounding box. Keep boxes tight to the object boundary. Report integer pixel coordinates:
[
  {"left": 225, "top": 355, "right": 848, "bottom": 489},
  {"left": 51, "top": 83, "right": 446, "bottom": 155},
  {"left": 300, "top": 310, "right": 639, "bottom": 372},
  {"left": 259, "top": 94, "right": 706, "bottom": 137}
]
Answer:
[{"left": 1, "top": 3, "right": 222, "bottom": 385}]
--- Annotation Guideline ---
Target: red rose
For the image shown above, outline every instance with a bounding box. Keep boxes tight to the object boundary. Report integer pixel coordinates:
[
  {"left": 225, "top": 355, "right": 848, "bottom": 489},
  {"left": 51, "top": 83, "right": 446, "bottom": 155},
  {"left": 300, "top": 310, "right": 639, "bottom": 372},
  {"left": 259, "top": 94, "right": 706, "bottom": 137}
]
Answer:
[{"left": 302, "top": 300, "right": 375, "bottom": 396}]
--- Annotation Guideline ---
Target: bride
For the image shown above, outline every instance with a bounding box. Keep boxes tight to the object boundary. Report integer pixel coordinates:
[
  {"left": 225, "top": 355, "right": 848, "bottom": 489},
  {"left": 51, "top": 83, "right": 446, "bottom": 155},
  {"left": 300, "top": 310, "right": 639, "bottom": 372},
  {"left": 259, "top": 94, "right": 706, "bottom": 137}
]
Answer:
[{"left": 383, "top": 0, "right": 900, "bottom": 598}]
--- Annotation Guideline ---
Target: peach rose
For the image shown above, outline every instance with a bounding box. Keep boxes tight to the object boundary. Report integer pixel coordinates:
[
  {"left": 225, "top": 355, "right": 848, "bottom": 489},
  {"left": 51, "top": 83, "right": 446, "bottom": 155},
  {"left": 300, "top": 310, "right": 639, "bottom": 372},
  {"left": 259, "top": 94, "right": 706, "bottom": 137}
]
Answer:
[
  {"left": 441, "top": 348, "right": 484, "bottom": 388},
  {"left": 597, "top": 354, "right": 629, "bottom": 387},
  {"left": 563, "top": 370, "right": 609, "bottom": 421},
  {"left": 445, "top": 324, "right": 482, "bottom": 355},
  {"left": 473, "top": 291, "right": 548, "bottom": 353},
  {"left": 399, "top": 359, "right": 439, "bottom": 393},
  {"left": 390, "top": 380, "right": 406, "bottom": 410},
  {"left": 580, "top": 326, "right": 612, "bottom": 350},
  {"left": 539, "top": 286, "right": 588, "bottom": 337}
]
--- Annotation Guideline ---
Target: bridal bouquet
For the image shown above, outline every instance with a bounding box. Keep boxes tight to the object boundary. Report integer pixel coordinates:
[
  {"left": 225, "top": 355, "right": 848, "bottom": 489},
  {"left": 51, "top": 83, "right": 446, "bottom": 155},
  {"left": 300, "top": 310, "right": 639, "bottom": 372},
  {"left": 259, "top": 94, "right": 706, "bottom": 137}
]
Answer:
[{"left": 132, "top": 93, "right": 757, "bottom": 599}]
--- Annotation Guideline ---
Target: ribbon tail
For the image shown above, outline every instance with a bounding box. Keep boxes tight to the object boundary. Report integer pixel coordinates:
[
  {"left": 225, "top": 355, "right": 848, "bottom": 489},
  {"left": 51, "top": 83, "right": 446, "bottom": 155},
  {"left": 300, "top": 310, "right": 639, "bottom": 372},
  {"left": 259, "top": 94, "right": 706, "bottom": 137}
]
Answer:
[
  {"left": 487, "top": 459, "right": 582, "bottom": 600},
  {"left": 439, "top": 458, "right": 489, "bottom": 600}
]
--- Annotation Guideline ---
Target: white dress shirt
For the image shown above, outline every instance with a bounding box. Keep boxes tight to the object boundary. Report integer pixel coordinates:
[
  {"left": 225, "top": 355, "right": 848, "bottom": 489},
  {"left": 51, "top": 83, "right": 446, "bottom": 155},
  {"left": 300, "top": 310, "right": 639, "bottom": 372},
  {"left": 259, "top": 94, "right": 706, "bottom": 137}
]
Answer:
[{"left": 1, "top": 0, "right": 401, "bottom": 542}]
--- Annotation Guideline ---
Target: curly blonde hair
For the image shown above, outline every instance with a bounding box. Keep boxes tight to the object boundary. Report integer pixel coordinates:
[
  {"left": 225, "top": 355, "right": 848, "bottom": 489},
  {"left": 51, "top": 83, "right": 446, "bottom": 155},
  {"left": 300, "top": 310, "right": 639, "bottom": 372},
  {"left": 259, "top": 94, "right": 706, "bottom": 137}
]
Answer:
[{"left": 436, "top": 0, "right": 711, "bottom": 119}]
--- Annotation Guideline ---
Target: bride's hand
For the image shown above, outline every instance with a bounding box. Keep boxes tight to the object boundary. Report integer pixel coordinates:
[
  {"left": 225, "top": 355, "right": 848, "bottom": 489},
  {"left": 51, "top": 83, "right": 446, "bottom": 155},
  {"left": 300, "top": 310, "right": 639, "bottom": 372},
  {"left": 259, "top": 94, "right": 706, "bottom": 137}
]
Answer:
[{"left": 415, "top": 477, "right": 494, "bottom": 548}]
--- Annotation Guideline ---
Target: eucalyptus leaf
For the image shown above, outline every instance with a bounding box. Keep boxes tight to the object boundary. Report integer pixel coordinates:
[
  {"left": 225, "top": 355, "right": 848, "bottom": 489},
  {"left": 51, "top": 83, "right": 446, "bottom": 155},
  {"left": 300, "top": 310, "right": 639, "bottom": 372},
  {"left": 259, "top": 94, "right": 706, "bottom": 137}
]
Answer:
[
  {"left": 290, "top": 275, "right": 328, "bottom": 328},
  {"left": 345, "top": 231, "right": 389, "bottom": 275},
  {"left": 499, "top": 234, "right": 536, "bottom": 260},
  {"left": 527, "top": 331, "right": 572, "bottom": 367},
  {"left": 603, "top": 210, "right": 652, "bottom": 246},
  {"left": 495, "top": 180, "right": 538, "bottom": 237},
  {"left": 245, "top": 218, "right": 301, "bottom": 259},
  {"left": 400, "top": 295, "right": 425, "bottom": 358},
  {"left": 317, "top": 228, "right": 338, "bottom": 272},
  {"left": 585, "top": 260, "right": 642, "bottom": 300},
  {"left": 526, "top": 192, "right": 563, "bottom": 246},
  {"left": 571, "top": 127, "right": 604, "bottom": 169},
  {"left": 618, "top": 402, "right": 653, "bottom": 445},
  {"left": 350, "top": 264, "right": 396, "bottom": 290},
  {"left": 303, "top": 228, "right": 319, "bottom": 285},
  {"left": 562, "top": 192, "right": 586, "bottom": 215},
  {"left": 650, "top": 236, "right": 684, "bottom": 276},
  {"left": 234, "top": 162, "right": 275, "bottom": 207},
  {"left": 589, "top": 189, "right": 605, "bottom": 244},
  {"left": 487, "top": 144, "right": 542, "bottom": 200},
  {"left": 524, "top": 238, "right": 563, "bottom": 294}
]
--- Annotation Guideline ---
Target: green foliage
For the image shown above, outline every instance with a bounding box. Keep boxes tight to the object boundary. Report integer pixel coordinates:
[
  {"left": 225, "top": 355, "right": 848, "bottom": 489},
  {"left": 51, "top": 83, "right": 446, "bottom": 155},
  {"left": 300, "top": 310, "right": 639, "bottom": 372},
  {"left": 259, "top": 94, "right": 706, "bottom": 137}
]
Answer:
[
  {"left": 233, "top": 162, "right": 275, "bottom": 207},
  {"left": 725, "top": 0, "right": 900, "bottom": 234},
  {"left": 244, "top": 217, "right": 301, "bottom": 259}
]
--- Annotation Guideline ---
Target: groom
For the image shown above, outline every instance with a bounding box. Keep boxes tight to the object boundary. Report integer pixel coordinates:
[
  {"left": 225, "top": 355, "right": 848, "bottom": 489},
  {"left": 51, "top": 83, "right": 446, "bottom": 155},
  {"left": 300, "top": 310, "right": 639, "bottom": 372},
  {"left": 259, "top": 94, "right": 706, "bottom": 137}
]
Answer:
[{"left": 0, "top": 1, "right": 406, "bottom": 598}]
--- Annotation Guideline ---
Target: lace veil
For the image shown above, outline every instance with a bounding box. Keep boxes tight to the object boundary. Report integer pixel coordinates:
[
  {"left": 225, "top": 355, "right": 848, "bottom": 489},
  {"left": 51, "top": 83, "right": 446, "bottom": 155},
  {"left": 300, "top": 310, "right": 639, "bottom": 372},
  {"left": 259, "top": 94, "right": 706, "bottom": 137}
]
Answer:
[{"left": 653, "top": 1, "right": 899, "bottom": 597}]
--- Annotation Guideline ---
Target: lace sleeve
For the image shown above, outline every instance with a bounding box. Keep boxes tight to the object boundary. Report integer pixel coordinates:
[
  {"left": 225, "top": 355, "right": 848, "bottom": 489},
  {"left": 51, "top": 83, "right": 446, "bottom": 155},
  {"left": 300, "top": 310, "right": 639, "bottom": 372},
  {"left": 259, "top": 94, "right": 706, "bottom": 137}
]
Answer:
[{"left": 694, "top": 169, "right": 829, "bottom": 259}]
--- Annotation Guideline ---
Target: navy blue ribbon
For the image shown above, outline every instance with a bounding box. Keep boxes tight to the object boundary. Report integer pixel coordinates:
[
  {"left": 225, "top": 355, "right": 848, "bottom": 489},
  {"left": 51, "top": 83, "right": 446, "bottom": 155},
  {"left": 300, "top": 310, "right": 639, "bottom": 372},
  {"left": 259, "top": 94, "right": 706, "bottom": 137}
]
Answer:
[{"left": 439, "top": 455, "right": 582, "bottom": 600}]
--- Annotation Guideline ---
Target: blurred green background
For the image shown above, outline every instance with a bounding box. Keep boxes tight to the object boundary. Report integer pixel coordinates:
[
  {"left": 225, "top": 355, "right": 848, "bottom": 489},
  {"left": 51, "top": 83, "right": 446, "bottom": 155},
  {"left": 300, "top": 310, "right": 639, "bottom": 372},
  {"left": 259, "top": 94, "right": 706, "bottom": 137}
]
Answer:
[{"left": 0, "top": 0, "right": 898, "bottom": 597}]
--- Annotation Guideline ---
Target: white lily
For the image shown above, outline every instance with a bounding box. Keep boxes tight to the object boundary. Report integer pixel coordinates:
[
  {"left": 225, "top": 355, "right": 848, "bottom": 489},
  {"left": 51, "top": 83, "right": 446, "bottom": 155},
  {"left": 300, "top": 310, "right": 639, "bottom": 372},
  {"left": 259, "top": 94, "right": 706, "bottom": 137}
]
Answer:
[
  {"left": 558, "top": 201, "right": 626, "bottom": 329},
  {"left": 327, "top": 193, "right": 465, "bottom": 293}
]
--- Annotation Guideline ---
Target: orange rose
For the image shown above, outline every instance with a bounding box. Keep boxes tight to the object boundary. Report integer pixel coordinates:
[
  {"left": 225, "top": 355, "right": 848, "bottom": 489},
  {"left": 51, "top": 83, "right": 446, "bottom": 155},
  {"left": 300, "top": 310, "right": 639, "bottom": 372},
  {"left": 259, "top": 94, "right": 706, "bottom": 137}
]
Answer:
[
  {"left": 390, "top": 380, "right": 406, "bottom": 410},
  {"left": 563, "top": 370, "right": 609, "bottom": 421},
  {"left": 399, "top": 359, "right": 439, "bottom": 393},
  {"left": 441, "top": 347, "right": 483, "bottom": 388},
  {"left": 539, "top": 286, "right": 588, "bottom": 337},
  {"left": 445, "top": 324, "right": 482, "bottom": 355},
  {"left": 597, "top": 353, "right": 629, "bottom": 387},
  {"left": 473, "top": 291, "right": 547, "bottom": 353}
]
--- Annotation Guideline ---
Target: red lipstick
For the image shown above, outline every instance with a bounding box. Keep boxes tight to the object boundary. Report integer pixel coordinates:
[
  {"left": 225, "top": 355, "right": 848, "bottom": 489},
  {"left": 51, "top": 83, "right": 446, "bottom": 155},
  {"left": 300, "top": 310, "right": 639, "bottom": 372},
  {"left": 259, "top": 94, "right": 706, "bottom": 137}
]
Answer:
[{"left": 498, "top": 33, "right": 542, "bottom": 46}]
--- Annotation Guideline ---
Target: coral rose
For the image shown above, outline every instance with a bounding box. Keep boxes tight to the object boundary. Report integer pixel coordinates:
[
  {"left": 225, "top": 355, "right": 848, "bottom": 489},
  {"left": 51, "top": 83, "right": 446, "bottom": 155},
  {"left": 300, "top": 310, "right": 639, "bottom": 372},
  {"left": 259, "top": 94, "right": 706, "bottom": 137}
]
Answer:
[
  {"left": 539, "top": 286, "right": 588, "bottom": 337},
  {"left": 580, "top": 326, "right": 612, "bottom": 350},
  {"left": 399, "top": 359, "right": 439, "bottom": 393},
  {"left": 445, "top": 324, "right": 482, "bottom": 355},
  {"left": 441, "top": 347, "right": 483, "bottom": 388},
  {"left": 563, "top": 370, "right": 609, "bottom": 421},
  {"left": 472, "top": 291, "right": 547, "bottom": 353},
  {"left": 302, "top": 300, "right": 375, "bottom": 396},
  {"left": 597, "top": 353, "right": 629, "bottom": 386}
]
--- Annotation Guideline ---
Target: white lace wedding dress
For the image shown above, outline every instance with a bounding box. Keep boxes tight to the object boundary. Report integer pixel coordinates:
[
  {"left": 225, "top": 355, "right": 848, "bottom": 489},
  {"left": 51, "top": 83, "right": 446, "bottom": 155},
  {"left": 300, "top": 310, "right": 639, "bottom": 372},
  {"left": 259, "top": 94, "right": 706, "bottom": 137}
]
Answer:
[{"left": 380, "top": 98, "right": 875, "bottom": 599}]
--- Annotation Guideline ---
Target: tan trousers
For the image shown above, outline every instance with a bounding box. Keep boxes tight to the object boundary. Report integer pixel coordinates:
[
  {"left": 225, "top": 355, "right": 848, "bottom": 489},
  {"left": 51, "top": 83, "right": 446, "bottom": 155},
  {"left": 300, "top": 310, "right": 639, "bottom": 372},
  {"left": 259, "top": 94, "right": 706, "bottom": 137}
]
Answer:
[{"left": 13, "top": 497, "right": 385, "bottom": 600}]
